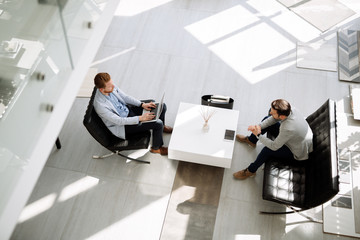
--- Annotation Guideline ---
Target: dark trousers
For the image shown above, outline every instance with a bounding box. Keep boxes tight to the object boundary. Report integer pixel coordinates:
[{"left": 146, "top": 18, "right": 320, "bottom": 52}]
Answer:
[
  {"left": 247, "top": 116, "right": 294, "bottom": 173},
  {"left": 125, "top": 104, "right": 167, "bottom": 149}
]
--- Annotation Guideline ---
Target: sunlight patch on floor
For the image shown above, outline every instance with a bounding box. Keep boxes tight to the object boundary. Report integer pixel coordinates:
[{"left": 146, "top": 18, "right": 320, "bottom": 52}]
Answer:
[
  {"left": 185, "top": 5, "right": 294, "bottom": 84},
  {"left": 184, "top": 1, "right": 322, "bottom": 84},
  {"left": 18, "top": 193, "right": 57, "bottom": 223},
  {"left": 90, "top": 47, "right": 135, "bottom": 66},
  {"left": 235, "top": 234, "right": 261, "bottom": 240},
  {"left": 86, "top": 193, "right": 171, "bottom": 239},
  {"left": 209, "top": 22, "right": 295, "bottom": 84},
  {"left": 58, "top": 176, "right": 99, "bottom": 202},
  {"left": 185, "top": 5, "right": 258, "bottom": 45}
]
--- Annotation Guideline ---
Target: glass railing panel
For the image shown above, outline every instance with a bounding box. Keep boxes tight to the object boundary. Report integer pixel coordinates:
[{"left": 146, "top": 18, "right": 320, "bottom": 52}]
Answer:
[
  {"left": 0, "top": 0, "right": 72, "bottom": 215},
  {"left": 61, "top": 0, "right": 108, "bottom": 66}
]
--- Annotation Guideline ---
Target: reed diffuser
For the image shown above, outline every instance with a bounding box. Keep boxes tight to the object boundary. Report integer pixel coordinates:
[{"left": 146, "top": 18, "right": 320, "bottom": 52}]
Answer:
[{"left": 199, "top": 106, "right": 216, "bottom": 132}]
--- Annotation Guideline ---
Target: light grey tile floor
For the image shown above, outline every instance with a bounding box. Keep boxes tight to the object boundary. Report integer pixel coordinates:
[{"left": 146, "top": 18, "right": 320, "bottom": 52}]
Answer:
[{"left": 11, "top": 0, "right": 360, "bottom": 239}]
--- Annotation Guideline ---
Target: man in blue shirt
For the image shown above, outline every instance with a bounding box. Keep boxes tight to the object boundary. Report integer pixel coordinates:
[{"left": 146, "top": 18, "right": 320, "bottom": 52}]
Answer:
[{"left": 93, "top": 72, "right": 172, "bottom": 155}]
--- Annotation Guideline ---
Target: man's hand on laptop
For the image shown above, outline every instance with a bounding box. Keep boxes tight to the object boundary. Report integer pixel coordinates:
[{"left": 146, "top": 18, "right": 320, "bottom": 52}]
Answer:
[
  {"left": 142, "top": 102, "right": 156, "bottom": 110},
  {"left": 139, "top": 112, "right": 155, "bottom": 122}
]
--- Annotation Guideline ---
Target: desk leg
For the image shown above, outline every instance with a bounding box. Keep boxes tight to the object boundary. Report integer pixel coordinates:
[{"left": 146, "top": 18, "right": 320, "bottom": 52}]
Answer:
[{"left": 55, "top": 137, "right": 61, "bottom": 149}]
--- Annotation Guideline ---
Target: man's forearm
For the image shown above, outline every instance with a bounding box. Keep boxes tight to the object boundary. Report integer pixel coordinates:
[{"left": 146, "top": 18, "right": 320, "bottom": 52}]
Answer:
[{"left": 259, "top": 116, "right": 278, "bottom": 129}]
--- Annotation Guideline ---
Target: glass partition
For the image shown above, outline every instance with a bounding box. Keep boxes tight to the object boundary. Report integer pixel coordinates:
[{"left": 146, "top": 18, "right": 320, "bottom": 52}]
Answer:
[
  {"left": 0, "top": 0, "right": 72, "bottom": 157},
  {"left": 0, "top": 0, "right": 72, "bottom": 216},
  {"left": 0, "top": 0, "right": 109, "bottom": 159},
  {"left": 0, "top": 0, "right": 113, "bottom": 238},
  {"left": 60, "top": 0, "right": 107, "bottom": 66}
]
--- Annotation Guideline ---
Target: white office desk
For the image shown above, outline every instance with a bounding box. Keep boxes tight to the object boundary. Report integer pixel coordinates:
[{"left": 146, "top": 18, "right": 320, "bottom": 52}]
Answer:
[{"left": 168, "top": 102, "right": 239, "bottom": 168}]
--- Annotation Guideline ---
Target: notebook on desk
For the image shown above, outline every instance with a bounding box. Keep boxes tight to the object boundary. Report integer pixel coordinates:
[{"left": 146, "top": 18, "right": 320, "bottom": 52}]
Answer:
[{"left": 142, "top": 93, "right": 165, "bottom": 123}]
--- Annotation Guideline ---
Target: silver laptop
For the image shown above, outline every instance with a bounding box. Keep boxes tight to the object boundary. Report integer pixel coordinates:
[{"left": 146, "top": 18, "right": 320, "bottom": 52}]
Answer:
[{"left": 142, "top": 93, "right": 165, "bottom": 123}]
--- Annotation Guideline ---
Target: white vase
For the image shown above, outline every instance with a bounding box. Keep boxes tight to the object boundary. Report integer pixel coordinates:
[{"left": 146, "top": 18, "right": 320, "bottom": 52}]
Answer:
[{"left": 202, "top": 120, "right": 209, "bottom": 132}]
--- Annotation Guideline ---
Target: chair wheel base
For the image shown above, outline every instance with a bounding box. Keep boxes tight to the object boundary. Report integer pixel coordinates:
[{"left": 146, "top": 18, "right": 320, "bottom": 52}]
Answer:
[
  {"left": 92, "top": 151, "right": 150, "bottom": 164},
  {"left": 92, "top": 152, "right": 114, "bottom": 159},
  {"left": 260, "top": 205, "right": 323, "bottom": 224}
]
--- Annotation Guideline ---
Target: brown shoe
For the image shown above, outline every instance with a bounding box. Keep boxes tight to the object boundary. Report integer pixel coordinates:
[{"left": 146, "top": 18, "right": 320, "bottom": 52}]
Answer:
[
  {"left": 236, "top": 134, "right": 256, "bottom": 148},
  {"left": 233, "top": 169, "right": 256, "bottom": 180},
  {"left": 163, "top": 125, "right": 173, "bottom": 134},
  {"left": 150, "top": 147, "right": 168, "bottom": 155}
]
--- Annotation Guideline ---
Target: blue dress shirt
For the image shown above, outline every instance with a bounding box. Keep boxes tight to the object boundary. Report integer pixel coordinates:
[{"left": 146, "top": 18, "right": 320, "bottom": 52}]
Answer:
[{"left": 107, "top": 93, "right": 129, "bottom": 117}]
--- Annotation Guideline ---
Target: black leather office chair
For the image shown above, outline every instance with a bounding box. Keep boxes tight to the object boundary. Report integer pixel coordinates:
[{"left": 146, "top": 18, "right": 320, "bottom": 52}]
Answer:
[
  {"left": 261, "top": 99, "right": 339, "bottom": 221},
  {"left": 83, "top": 87, "right": 151, "bottom": 164}
]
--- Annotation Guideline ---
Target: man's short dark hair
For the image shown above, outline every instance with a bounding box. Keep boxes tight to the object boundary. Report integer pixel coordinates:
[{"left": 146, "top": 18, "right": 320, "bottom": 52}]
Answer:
[
  {"left": 271, "top": 99, "right": 291, "bottom": 116},
  {"left": 94, "top": 72, "right": 111, "bottom": 89}
]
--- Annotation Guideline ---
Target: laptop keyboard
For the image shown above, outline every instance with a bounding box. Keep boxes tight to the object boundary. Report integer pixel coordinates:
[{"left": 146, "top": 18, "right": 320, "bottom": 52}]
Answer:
[{"left": 149, "top": 103, "right": 159, "bottom": 113}]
